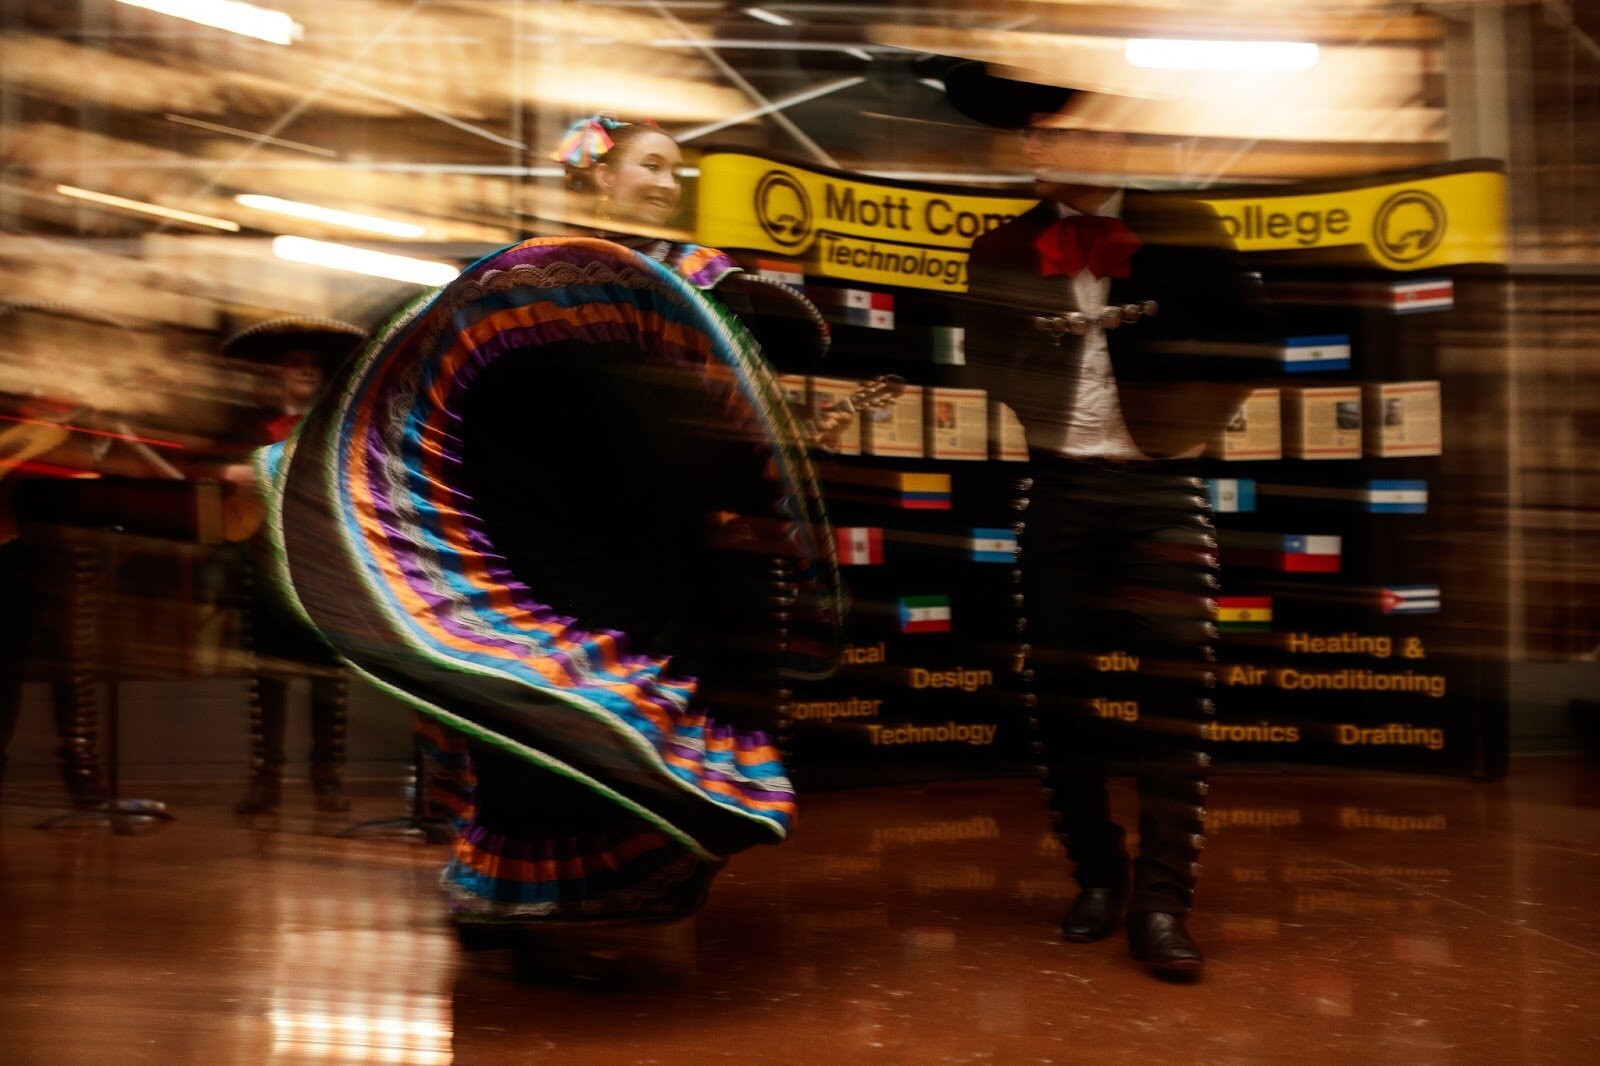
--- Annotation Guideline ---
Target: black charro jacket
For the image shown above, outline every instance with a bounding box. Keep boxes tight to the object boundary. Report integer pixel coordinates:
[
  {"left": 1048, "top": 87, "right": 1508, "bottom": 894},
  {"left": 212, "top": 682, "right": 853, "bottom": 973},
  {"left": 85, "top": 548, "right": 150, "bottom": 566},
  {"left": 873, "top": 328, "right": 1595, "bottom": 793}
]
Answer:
[{"left": 962, "top": 195, "right": 1280, "bottom": 459}]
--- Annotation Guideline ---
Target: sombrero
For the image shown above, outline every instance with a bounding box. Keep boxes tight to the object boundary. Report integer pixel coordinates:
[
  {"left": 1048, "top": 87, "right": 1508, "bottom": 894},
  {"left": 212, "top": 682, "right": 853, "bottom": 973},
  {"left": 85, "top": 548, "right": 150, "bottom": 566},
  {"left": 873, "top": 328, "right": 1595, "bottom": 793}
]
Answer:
[
  {"left": 941, "top": 59, "right": 1079, "bottom": 131},
  {"left": 220, "top": 315, "right": 367, "bottom": 374}
]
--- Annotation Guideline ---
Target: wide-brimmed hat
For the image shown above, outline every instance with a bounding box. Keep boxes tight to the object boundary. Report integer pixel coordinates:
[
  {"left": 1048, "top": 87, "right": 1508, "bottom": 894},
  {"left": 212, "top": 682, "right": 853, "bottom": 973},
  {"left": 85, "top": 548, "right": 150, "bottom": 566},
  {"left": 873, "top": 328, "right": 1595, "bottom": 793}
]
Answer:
[
  {"left": 220, "top": 315, "right": 367, "bottom": 372},
  {"left": 941, "top": 59, "right": 1079, "bottom": 130}
]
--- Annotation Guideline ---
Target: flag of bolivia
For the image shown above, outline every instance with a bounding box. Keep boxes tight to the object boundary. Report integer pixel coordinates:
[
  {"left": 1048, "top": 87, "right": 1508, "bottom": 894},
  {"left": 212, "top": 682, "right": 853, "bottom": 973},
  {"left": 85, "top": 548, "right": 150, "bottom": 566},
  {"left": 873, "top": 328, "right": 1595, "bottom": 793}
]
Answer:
[{"left": 1216, "top": 596, "right": 1273, "bottom": 632}]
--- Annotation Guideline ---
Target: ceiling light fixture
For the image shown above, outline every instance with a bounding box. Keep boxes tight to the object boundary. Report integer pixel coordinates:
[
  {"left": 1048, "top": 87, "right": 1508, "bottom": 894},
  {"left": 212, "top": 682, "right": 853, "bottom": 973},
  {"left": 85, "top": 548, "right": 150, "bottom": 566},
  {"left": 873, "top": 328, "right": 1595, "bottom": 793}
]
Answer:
[
  {"left": 236, "top": 195, "right": 425, "bottom": 237},
  {"left": 1124, "top": 38, "right": 1319, "bottom": 72},
  {"left": 271, "top": 236, "right": 458, "bottom": 286},
  {"left": 115, "top": 1, "right": 303, "bottom": 46},
  {"left": 55, "top": 184, "right": 241, "bottom": 231},
  {"left": 744, "top": 8, "right": 793, "bottom": 27}
]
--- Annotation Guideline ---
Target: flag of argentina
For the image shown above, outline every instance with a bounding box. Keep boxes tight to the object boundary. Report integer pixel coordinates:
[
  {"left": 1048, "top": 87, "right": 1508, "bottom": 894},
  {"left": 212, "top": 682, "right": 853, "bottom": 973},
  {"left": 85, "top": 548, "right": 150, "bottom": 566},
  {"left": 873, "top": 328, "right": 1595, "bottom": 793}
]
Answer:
[
  {"left": 969, "top": 528, "right": 1018, "bottom": 563},
  {"left": 1281, "top": 335, "right": 1351, "bottom": 373},
  {"left": 1380, "top": 585, "right": 1441, "bottom": 614},
  {"left": 1365, "top": 480, "right": 1428, "bottom": 514}
]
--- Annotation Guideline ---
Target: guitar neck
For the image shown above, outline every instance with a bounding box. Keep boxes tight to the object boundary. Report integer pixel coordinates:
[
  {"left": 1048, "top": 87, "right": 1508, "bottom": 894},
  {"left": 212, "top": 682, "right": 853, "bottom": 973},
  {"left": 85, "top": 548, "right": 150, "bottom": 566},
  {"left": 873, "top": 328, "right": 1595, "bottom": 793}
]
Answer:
[{"left": 801, "top": 388, "right": 866, "bottom": 444}]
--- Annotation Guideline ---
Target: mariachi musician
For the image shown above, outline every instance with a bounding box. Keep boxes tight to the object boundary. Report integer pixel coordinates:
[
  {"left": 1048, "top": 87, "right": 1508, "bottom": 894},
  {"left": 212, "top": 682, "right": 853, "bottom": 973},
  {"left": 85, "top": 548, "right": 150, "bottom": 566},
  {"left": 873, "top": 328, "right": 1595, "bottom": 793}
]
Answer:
[{"left": 944, "top": 61, "right": 1280, "bottom": 979}]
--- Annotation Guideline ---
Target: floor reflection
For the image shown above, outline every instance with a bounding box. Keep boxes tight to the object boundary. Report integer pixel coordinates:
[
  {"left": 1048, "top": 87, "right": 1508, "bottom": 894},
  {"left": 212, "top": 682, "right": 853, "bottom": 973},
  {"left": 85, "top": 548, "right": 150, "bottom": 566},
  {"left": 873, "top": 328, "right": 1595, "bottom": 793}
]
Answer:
[{"left": 1, "top": 761, "right": 1598, "bottom": 1063}]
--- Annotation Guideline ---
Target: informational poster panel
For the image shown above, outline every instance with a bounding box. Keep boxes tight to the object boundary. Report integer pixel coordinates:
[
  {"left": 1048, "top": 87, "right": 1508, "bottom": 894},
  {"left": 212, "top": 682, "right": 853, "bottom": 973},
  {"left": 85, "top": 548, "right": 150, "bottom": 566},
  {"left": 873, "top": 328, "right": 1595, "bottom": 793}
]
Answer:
[{"left": 698, "top": 158, "right": 1508, "bottom": 780}]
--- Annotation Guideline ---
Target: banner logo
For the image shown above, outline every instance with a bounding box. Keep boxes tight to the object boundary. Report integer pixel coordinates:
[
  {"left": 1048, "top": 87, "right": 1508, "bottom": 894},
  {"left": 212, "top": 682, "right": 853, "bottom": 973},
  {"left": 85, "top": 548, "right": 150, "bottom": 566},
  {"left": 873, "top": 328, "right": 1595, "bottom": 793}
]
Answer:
[
  {"left": 755, "top": 171, "right": 813, "bottom": 249},
  {"left": 1373, "top": 189, "right": 1447, "bottom": 265}
]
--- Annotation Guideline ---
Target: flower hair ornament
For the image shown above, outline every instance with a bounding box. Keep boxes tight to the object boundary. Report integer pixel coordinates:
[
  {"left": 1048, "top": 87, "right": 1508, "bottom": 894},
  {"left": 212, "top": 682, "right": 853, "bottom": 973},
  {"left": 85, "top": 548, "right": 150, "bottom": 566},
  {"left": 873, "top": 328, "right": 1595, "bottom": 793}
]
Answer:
[
  {"left": 550, "top": 113, "right": 619, "bottom": 168},
  {"left": 549, "top": 113, "right": 663, "bottom": 168}
]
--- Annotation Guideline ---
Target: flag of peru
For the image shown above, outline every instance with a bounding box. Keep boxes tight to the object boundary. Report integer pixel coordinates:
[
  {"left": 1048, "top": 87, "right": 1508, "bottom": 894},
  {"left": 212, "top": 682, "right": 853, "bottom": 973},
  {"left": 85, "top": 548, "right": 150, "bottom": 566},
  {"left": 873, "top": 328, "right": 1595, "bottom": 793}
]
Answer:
[
  {"left": 835, "top": 526, "right": 884, "bottom": 565},
  {"left": 899, "top": 595, "right": 953, "bottom": 633}
]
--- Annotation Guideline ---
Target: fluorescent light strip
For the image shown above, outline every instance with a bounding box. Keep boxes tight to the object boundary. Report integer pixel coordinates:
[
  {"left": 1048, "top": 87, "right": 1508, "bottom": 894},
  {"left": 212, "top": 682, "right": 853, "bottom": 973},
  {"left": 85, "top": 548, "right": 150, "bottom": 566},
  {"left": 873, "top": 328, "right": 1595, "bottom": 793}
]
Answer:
[
  {"left": 165, "top": 114, "right": 338, "bottom": 157},
  {"left": 676, "top": 76, "right": 865, "bottom": 143},
  {"left": 55, "top": 184, "right": 240, "bottom": 230},
  {"left": 860, "top": 170, "right": 1035, "bottom": 185},
  {"left": 236, "top": 194, "right": 425, "bottom": 237},
  {"left": 842, "top": 48, "right": 873, "bottom": 62},
  {"left": 1125, "top": 38, "right": 1319, "bottom": 72},
  {"left": 744, "top": 7, "right": 792, "bottom": 26},
  {"left": 652, "top": 40, "right": 886, "bottom": 51},
  {"left": 272, "top": 236, "right": 458, "bottom": 286},
  {"left": 115, "top": 1, "right": 302, "bottom": 46}
]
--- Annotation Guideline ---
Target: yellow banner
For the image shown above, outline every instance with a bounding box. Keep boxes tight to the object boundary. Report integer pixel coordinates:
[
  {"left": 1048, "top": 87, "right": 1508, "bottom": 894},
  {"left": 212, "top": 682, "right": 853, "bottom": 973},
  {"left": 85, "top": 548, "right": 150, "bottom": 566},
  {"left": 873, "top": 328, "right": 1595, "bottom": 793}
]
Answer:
[
  {"left": 695, "top": 152, "right": 1033, "bottom": 292},
  {"left": 693, "top": 152, "right": 1507, "bottom": 292},
  {"left": 1199, "top": 170, "right": 1507, "bottom": 270}
]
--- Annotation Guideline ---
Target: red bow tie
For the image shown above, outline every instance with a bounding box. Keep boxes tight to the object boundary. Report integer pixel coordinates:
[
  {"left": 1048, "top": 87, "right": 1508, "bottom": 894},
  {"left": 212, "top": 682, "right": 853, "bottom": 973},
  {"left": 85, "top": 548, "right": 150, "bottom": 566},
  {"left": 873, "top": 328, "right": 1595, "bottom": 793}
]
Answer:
[{"left": 1034, "top": 214, "right": 1142, "bottom": 280}]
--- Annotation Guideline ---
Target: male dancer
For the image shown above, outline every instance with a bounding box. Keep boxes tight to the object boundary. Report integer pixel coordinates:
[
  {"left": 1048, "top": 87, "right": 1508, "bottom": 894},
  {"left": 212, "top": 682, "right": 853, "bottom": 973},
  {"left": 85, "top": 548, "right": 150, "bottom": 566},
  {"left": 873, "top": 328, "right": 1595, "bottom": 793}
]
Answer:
[{"left": 945, "top": 62, "right": 1279, "bottom": 978}]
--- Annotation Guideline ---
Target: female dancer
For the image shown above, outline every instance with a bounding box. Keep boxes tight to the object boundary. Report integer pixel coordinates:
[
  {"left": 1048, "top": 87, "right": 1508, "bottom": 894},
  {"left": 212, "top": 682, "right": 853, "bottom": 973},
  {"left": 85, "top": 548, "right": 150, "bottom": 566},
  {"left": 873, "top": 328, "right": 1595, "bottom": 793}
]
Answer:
[{"left": 260, "top": 114, "right": 844, "bottom": 936}]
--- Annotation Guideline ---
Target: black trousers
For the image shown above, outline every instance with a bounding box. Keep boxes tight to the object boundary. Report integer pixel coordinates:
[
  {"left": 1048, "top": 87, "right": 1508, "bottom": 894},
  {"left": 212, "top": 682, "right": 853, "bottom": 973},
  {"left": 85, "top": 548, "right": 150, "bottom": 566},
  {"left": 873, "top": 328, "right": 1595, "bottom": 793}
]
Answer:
[{"left": 1022, "top": 456, "right": 1216, "bottom": 914}]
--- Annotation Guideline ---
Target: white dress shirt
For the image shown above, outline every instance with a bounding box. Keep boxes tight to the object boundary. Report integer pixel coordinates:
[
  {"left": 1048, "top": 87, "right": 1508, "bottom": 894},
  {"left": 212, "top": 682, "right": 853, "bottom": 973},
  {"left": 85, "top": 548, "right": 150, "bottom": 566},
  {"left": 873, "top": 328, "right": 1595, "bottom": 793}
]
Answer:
[{"left": 1031, "top": 193, "right": 1149, "bottom": 463}]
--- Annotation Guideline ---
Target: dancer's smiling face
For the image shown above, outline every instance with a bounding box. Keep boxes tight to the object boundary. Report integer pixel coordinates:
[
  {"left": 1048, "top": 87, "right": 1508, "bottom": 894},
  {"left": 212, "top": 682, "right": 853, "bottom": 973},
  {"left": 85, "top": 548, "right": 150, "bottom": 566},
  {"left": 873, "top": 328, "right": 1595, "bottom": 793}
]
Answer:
[{"left": 596, "top": 129, "right": 683, "bottom": 227}]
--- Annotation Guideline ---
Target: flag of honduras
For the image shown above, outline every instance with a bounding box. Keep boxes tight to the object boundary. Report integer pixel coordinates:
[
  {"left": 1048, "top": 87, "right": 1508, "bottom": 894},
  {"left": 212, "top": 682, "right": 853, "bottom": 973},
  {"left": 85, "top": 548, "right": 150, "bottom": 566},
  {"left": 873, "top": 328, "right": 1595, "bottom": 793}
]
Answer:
[
  {"left": 1216, "top": 596, "right": 1273, "bottom": 632},
  {"left": 1281, "top": 335, "right": 1351, "bottom": 373},
  {"left": 756, "top": 259, "right": 805, "bottom": 290},
  {"left": 835, "top": 526, "right": 884, "bottom": 565},
  {"left": 899, "top": 595, "right": 952, "bottom": 633},
  {"left": 1208, "top": 478, "right": 1257, "bottom": 513},
  {"left": 1364, "top": 480, "right": 1428, "bottom": 514},
  {"left": 1390, "top": 278, "right": 1454, "bottom": 314},
  {"left": 1379, "top": 585, "right": 1441, "bottom": 614}
]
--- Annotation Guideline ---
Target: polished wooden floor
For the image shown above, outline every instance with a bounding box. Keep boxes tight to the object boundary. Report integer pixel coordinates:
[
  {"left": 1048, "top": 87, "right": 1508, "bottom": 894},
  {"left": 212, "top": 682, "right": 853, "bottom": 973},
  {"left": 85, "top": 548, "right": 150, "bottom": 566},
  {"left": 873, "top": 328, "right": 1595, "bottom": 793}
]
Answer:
[{"left": 2, "top": 761, "right": 1598, "bottom": 1065}]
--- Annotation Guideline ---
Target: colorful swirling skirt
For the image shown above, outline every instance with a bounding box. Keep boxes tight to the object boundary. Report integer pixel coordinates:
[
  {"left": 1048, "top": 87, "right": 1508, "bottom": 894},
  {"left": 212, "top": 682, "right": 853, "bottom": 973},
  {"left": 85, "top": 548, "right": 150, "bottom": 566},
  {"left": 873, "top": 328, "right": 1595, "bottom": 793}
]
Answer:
[{"left": 258, "top": 237, "right": 840, "bottom": 922}]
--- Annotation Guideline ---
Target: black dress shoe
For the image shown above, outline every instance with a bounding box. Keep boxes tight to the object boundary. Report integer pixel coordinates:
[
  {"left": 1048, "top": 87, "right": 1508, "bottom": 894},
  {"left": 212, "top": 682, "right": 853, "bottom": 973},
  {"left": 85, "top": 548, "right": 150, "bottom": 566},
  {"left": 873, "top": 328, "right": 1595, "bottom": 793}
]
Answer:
[
  {"left": 1059, "top": 887, "right": 1127, "bottom": 943},
  {"left": 1126, "top": 911, "right": 1204, "bottom": 979}
]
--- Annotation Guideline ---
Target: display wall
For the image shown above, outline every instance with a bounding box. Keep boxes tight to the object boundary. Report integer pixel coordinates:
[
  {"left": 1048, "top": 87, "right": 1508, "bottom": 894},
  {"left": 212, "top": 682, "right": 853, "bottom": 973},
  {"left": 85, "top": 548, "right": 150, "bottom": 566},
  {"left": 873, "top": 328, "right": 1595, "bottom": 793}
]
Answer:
[{"left": 697, "top": 150, "right": 1511, "bottom": 782}]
